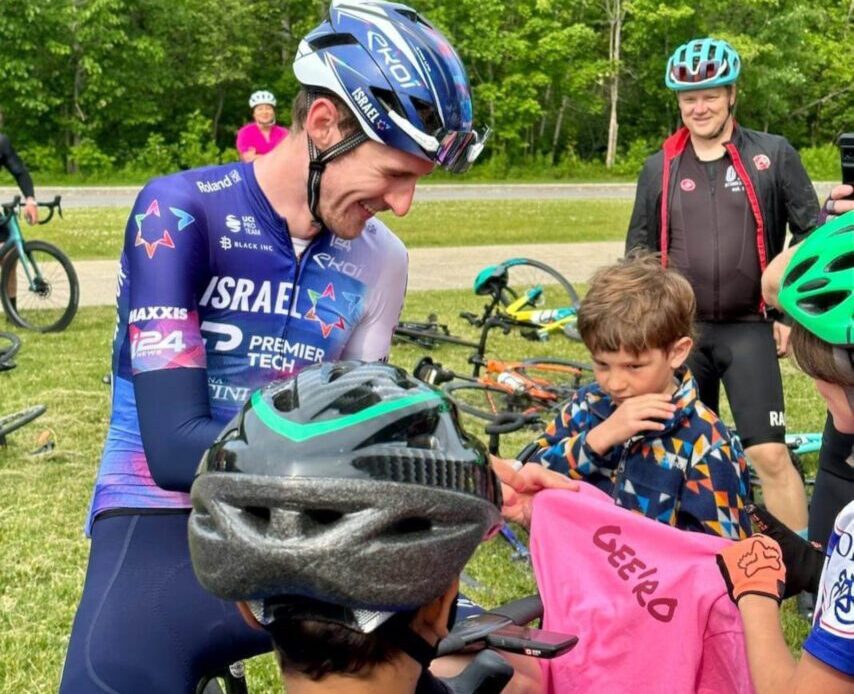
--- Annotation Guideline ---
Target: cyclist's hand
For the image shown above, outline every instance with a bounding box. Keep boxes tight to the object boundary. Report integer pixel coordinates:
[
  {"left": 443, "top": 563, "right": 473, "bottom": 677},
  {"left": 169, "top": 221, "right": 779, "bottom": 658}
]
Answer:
[
  {"left": 491, "top": 456, "right": 579, "bottom": 529},
  {"left": 747, "top": 504, "right": 825, "bottom": 597},
  {"left": 23, "top": 198, "right": 38, "bottom": 225},
  {"left": 823, "top": 184, "right": 854, "bottom": 220},
  {"left": 716, "top": 534, "right": 786, "bottom": 605},
  {"left": 587, "top": 394, "right": 677, "bottom": 454},
  {"left": 773, "top": 322, "right": 790, "bottom": 357}
]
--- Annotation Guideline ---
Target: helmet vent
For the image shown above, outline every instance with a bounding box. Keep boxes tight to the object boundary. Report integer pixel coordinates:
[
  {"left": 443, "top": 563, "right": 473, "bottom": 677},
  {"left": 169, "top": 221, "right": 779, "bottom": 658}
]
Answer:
[
  {"left": 309, "top": 33, "right": 358, "bottom": 50},
  {"left": 304, "top": 508, "right": 344, "bottom": 526},
  {"left": 783, "top": 258, "right": 815, "bottom": 287},
  {"left": 410, "top": 96, "right": 442, "bottom": 135},
  {"left": 273, "top": 388, "right": 298, "bottom": 413},
  {"left": 798, "top": 291, "right": 849, "bottom": 314},
  {"left": 335, "top": 385, "right": 381, "bottom": 414},
  {"left": 241, "top": 506, "right": 272, "bottom": 530},
  {"left": 800, "top": 278, "right": 830, "bottom": 292},
  {"left": 826, "top": 252, "right": 854, "bottom": 273},
  {"left": 389, "top": 516, "right": 432, "bottom": 536}
]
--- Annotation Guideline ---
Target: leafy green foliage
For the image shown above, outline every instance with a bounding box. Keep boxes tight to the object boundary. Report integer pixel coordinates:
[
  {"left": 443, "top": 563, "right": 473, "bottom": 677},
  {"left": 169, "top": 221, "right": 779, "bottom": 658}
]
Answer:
[{"left": 0, "top": 0, "right": 849, "bottom": 180}]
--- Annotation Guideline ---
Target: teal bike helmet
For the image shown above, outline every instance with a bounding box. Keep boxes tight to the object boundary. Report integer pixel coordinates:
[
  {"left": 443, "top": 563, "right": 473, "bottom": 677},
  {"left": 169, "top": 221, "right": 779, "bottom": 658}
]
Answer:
[
  {"left": 665, "top": 38, "right": 741, "bottom": 91},
  {"left": 778, "top": 211, "right": 854, "bottom": 347}
]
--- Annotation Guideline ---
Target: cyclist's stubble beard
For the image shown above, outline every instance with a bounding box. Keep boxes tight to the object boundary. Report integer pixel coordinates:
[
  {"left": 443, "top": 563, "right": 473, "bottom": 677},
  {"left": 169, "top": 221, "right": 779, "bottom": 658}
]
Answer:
[{"left": 697, "top": 91, "right": 736, "bottom": 143}]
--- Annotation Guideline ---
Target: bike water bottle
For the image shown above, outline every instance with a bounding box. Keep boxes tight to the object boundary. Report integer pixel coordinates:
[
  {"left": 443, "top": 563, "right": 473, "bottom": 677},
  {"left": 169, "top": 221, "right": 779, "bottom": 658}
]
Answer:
[{"left": 496, "top": 371, "right": 527, "bottom": 393}]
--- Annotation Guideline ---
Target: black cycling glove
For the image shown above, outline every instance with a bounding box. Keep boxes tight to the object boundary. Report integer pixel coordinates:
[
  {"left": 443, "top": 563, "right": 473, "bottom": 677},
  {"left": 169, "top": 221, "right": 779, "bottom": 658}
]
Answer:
[{"left": 746, "top": 504, "right": 825, "bottom": 598}]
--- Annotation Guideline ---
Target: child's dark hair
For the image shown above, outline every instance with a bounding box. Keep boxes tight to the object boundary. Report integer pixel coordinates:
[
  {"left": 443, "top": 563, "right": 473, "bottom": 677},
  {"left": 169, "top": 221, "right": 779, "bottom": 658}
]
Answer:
[{"left": 577, "top": 251, "right": 696, "bottom": 355}]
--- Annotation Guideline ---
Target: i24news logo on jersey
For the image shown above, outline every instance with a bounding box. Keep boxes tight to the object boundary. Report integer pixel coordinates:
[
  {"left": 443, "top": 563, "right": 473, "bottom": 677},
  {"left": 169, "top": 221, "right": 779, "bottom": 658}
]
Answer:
[{"left": 131, "top": 329, "right": 186, "bottom": 358}]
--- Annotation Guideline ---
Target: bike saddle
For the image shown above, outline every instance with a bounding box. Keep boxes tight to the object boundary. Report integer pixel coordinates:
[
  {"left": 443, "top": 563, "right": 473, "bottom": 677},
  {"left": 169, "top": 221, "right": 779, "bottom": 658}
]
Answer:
[{"left": 473, "top": 265, "right": 508, "bottom": 296}]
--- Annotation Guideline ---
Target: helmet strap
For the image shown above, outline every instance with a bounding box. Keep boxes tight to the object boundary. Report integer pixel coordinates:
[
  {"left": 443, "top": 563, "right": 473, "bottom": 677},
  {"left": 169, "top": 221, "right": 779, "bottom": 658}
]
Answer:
[
  {"left": 384, "top": 614, "right": 439, "bottom": 670},
  {"left": 305, "top": 92, "right": 369, "bottom": 226}
]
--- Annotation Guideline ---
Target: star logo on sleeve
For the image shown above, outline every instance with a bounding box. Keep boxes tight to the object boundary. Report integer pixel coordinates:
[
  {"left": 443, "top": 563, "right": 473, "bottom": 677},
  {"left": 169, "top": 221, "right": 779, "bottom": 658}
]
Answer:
[
  {"left": 134, "top": 200, "right": 196, "bottom": 259},
  {"left": 304, "top": 282, "right": 346, "bottom": 338}
]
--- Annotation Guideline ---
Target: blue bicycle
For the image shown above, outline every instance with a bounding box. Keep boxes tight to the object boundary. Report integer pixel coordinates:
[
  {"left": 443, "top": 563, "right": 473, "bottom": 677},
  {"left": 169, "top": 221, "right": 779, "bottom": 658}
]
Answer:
[{"left": 0, "top": 195, "right": 78, "bottom": 332}]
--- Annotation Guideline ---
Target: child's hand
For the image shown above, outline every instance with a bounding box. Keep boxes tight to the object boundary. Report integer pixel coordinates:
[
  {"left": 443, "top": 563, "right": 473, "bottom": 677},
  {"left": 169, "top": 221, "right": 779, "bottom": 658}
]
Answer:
[{"left": 586, "top": 393, "right": 677, "bottom": 454}]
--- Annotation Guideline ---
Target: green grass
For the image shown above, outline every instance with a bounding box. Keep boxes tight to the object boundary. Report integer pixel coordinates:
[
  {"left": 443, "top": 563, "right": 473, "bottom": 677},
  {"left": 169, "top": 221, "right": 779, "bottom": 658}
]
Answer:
[
  {"left": 0, "top": 290, "right": 823, "bottom": 690},
  {"left": 29, "top": 199, "right": 631, "bottom": 261}
]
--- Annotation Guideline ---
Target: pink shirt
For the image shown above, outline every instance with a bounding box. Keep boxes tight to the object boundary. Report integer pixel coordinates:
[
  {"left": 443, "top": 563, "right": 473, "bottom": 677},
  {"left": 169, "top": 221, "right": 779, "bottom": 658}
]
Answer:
[
  {"left": 235, "top": 123, "right": 288, "bottom": 157},
  {"left": 531, "top": 485, "right": 754, "bottom": 694}
]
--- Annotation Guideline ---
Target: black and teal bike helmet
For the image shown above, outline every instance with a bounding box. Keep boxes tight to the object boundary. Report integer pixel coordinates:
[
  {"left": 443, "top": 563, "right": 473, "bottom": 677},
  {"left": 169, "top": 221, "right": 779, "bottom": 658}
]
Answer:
[
  {"left": 665, "top": 38, "right": 741, "bottom": 91},
  {"left": 778, "top": 211, "right": 854, "bottom": 347},
  {"left": 188, "top": 361, "right": 502, "bottom": 618}
]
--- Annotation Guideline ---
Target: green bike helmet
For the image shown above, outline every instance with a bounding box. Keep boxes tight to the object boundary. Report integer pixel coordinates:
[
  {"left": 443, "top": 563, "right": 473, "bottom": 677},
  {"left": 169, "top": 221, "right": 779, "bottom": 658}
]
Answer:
[
  {"left": 778, "top": 211, "right": 854, "bottom": 346},
  {"left": 665, "top": 38, "right": 741, "bottom": 91}
]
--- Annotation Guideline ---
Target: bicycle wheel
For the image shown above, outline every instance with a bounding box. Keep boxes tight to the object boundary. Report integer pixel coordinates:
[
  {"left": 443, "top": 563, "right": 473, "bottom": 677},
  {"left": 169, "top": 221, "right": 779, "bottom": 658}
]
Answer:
[
  {"left": 1, "top": 240, "right": 79, "bottom": 332},
  {"left": 0, "top": 404, "right": 46, "bottom": 439},
  {"left": 516, "top": 358, "right": 594, "bottom": 389},
  {"left": 393, "top": 325, "right": 479, "bottom": 349},
  {"left": 499, "top": 259, "right": 580, "bottom": 311},
  {"left": 0, "top": 331, "right": 21, "bottom": 368},
  {"left": 443, "top": 381, "right": 543, "bottom": 422}
]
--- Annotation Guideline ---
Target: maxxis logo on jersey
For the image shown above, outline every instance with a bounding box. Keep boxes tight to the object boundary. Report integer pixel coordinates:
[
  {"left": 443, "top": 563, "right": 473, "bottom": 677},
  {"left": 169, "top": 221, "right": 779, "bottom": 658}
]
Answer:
[{"left": 129, "top": 307, "right": 189, "bottom": 323}]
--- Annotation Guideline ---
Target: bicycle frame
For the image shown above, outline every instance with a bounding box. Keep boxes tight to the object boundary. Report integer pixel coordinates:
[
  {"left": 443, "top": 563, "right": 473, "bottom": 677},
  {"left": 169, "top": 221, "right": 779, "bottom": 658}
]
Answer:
[
  {"left": 785, "top": 432, "right": 822, "bottom": 456},
  {"left": 0, "top": 212, "right": 39, "bottom": 289}
]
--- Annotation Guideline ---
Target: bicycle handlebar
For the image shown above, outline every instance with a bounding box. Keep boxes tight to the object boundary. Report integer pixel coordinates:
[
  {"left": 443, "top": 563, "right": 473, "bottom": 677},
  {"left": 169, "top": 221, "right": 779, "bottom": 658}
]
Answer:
[{"left": 0, "top": 195, "right": 63, "bottom": 224}]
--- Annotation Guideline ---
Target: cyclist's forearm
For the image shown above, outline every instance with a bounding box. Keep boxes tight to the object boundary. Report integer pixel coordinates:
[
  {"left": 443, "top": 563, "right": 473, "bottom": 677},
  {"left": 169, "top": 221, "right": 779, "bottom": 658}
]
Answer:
[
  {"left": 14, "top": 170, "right": 35, "bottom": 199},
  {"left": 737, "top": 596, "right": 799, "bottom": 693},
  {"left": 134, "top": 368, "right": 224, "bottom": 492}
]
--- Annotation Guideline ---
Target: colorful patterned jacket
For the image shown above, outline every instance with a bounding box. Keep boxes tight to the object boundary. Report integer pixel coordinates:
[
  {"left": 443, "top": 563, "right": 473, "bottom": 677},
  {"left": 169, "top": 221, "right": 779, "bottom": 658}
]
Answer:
[{"left": 531, "top": 368, "right": 751, "bottom": 540}]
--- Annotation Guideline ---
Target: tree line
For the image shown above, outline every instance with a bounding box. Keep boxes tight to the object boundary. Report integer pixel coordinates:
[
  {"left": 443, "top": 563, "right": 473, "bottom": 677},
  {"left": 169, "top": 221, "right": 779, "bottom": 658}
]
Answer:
[{"left": 0, "top": 0, "right": 850, "bottom": 180}]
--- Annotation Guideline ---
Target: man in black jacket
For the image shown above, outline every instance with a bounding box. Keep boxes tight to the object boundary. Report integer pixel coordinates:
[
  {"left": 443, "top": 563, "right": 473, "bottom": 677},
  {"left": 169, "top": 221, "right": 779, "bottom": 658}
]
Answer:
[
  {"left": 626, "top": 37, "right": 819, "bottom": 532},
  {"left": 0, "top": 133, "right": 38, "bottom": 226}
]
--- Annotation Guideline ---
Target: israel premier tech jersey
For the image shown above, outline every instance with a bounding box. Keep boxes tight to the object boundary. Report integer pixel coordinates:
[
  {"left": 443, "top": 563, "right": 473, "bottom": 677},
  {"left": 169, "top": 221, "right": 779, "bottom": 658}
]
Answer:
[{"left": 87, "top": 162, "right": 407, "bottom": 531}]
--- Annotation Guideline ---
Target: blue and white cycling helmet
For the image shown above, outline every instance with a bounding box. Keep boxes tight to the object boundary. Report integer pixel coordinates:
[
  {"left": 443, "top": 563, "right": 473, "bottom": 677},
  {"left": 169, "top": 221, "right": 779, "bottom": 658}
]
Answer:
[
  {"left": 665, "top": 38, "right": 741, "bottom": 91},
  {"left": 293, "top": 0, "right": 490, "bottom": 221}
]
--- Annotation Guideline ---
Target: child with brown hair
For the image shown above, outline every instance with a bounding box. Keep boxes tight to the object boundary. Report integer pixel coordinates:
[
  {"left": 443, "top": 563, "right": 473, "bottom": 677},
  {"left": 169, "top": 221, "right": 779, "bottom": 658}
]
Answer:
[{"left": 531, "top": 252, "right": 752, "bottom": 539}]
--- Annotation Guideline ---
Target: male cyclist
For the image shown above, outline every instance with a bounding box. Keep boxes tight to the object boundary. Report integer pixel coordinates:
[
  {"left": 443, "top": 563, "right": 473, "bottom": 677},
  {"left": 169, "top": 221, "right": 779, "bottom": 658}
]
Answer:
[
  {"left": 626, "top": 37, "right": 819, "bottom": 533},
  {"left": 60, "top": 2, "right": 489, "bottom": 691}
]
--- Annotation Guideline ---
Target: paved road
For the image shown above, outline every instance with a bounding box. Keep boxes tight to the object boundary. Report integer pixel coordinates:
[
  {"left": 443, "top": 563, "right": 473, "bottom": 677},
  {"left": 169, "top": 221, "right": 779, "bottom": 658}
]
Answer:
[
  {"left": 0, "top": 181, "right": 836, "bottom": 208},
  {"left": 74, "top": 241, "right": 625, "bottom": 307}
]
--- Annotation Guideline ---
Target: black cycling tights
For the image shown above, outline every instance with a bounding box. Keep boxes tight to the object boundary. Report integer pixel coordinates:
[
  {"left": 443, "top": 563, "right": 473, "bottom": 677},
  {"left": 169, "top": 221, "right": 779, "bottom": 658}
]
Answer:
[{"left": 809, "top": 414, "right": 854, "bottom": 545}]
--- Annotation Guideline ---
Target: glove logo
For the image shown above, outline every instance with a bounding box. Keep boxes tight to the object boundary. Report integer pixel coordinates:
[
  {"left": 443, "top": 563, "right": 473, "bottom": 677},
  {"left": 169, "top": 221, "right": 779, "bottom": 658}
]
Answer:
[{"left": 737, "top": 539, "right": 782, "bottom": 577}]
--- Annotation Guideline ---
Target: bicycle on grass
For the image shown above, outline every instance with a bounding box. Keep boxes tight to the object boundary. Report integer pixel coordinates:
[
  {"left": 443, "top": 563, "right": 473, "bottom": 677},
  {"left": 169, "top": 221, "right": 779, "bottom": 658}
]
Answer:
[
  {"left": 394, "top": 313, "right": 480, "bottom": 350},
  {"left": 0, "top": 331, "right": 46, "bottom": 444},
  {"left": 415, "top": 355, "right": 593, "bottom": 423},
  {"left": 0, "top": 195, "right": 79, "bottom": 332},
  {"left": 464, "top": 258, "right": 581, "bottom": 343}
]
